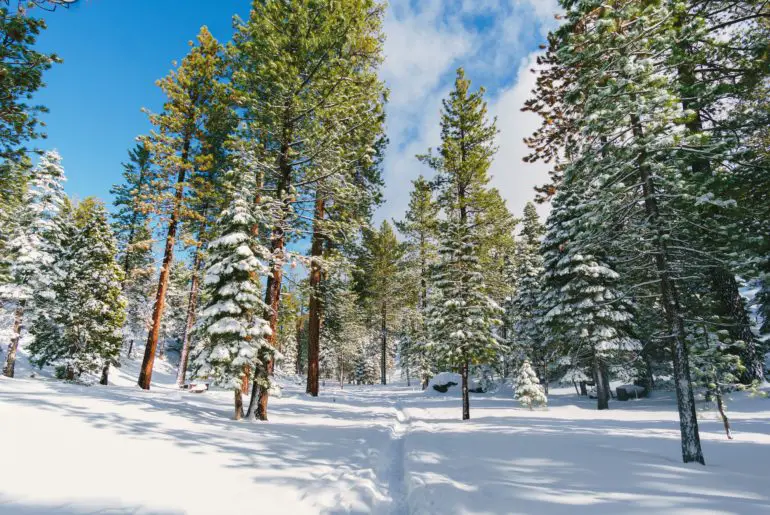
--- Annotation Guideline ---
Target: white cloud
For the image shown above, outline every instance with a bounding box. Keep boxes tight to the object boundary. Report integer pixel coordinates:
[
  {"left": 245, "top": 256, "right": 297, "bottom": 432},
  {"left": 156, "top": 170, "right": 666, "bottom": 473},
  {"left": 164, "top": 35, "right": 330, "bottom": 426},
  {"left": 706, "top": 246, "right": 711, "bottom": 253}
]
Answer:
[
  {"left": 488, "top": 53, "right": 552, "bottom": 221},
  {"left": 377, "top": 0, "right": 560, "bottom": 225}
]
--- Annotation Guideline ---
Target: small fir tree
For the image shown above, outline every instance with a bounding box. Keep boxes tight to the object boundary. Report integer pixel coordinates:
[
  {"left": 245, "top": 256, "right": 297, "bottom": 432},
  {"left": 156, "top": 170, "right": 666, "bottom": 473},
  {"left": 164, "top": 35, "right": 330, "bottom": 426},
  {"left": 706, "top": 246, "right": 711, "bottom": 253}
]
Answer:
[{"left": 514, "top": 360, "right": 547, "bottom": 410}]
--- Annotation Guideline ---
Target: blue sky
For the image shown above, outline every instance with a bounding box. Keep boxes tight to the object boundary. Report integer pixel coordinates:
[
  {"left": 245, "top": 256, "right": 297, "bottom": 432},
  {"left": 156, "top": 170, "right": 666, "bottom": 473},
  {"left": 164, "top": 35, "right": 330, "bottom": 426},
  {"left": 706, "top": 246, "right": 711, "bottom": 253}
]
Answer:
[{"left": 34, "top": 0, "right": 559, "bottom": 222}]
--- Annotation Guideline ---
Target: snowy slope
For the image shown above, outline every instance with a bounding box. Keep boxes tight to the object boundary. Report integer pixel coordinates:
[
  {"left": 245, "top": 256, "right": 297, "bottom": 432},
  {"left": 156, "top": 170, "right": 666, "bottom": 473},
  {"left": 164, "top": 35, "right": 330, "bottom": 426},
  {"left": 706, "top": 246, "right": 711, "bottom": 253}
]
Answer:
[{"left": 2, "top": 348, "right": 770, "bottom": 514}]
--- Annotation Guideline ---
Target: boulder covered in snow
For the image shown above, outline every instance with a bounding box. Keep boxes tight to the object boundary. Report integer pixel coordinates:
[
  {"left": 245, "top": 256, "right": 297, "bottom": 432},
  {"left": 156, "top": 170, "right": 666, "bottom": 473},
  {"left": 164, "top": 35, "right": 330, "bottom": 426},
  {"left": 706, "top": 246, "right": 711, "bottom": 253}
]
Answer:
[
  {"left": 426, "top": 372, "right": 480, "bottom": 395},
  {"left": 616, "top": 384, "right": 647, "bottom": 401}
]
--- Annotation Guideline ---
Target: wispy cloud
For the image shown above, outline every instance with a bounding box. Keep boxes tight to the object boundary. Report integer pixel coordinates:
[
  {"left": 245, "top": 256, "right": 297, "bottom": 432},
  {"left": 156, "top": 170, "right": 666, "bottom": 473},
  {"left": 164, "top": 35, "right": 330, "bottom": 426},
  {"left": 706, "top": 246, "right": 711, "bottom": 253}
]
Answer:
[{"left": 378, "top": 0, "right": 560, "bottom": 225}]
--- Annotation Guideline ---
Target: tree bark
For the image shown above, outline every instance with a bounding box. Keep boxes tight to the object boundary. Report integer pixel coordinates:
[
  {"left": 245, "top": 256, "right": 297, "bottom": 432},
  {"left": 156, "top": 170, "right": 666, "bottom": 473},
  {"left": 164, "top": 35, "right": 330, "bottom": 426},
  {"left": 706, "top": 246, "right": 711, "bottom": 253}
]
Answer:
[
  {"left": 234, "top": 388, "right": 244, "bottom": 421},
  {"left": 138, "top": 139, "right": 191, "bottom": 390},
  {"left": 380, "top": 302, "right": 387, "bottom": 385},
  {"left": 461, "top": 358, "right": 470, "bottom": 420},
  {"left": 295, "top": 315, "right": 303, "bottom": 375},
  {"left": 99, "top": 363, "right": 110, "bottom": 385},
  {"left": 306, "top": 195, "right": 324, "bottom": 396},
  {"left": 632, "top": 113, "right": 705, "bottom": 465},
  {"left": 176, "top": 246, "right": 203, "bottom": 387},
  {"left": 2, "top": 302, "right": 25, "bottom": 378},
  {"left": 714, "top": 386, "right": 732, "bottom": 440},
  {"left": 256, "top": 374, "right": 269, "bottom": 421},
  {"left": 593, "top": 356, "right": 609, "bottom": 410},
  {"left": 245, "top": 380, "right": 259, "bottom": 419}
]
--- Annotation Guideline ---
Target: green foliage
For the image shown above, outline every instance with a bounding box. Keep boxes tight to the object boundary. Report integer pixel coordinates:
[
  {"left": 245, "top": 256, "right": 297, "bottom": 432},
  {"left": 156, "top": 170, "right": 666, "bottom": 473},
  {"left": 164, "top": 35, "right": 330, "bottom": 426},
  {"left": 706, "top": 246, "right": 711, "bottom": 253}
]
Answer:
[
  {"left": 0, "top": 6, "right": 60, "bottom": 162},
  {"left": 30, "top": 198, "right": 126, "bottom": 379}
]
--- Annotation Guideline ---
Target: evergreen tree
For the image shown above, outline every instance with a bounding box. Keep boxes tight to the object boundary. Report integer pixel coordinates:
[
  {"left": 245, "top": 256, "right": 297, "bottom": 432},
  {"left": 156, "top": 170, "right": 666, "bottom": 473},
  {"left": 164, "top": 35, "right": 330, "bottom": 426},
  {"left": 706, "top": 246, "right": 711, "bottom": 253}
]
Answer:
[
  {"left": 29, "top": 198, "right": 125, "bottom": 382},
  {"left": 138, "top": 27, "right": 231, "bottom": 390},
  {"left": 514, "top": 360, "right": 547, "bottom": 410},
  {"left": 540, "top": 185, "right": 639, "bottom": 410},
  {"left": 193, "top": 184, "right": 272, "bottom": 420},
  {"left": 395, "top": 175, "right": 439, "bottom": 388},
  {"left": 0, "top": 150, "right": 66, "bottom": 377},
  {"left": 111, "top": 143, "right": 155, "bottom": 359},
  {"left": 533, "top": 0, "right": 709, "bottom": 463},
  {"left": 354, "top": 220, "right": 404, "bottom": 385},
  {"left": 231, "top": 0, "right": 386, "bottom": 403},
  {"left": 0, "top": 4, "right": 60, "bottom": 162},
  {"left": 510, "top": 203, "right": 546, "bottom": 384},
  {"left": 421, "top": 68, "right": 503, "bottom": 420}
]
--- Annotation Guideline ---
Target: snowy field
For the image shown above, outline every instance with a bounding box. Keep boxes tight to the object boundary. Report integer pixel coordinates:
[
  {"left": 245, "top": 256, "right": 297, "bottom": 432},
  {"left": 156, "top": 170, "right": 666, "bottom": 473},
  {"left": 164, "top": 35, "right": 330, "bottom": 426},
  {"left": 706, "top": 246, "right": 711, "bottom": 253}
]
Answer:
[{"left": 2, "top": 352, "right": 770, "bottom": 514}]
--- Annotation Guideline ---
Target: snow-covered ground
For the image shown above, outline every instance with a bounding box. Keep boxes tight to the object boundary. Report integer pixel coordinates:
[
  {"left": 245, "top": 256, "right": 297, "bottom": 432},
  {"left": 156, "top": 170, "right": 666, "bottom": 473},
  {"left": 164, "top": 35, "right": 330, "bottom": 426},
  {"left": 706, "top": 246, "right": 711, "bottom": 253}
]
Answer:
[{"left": 2, "top": 350, "right": 770, "bottom": 514}]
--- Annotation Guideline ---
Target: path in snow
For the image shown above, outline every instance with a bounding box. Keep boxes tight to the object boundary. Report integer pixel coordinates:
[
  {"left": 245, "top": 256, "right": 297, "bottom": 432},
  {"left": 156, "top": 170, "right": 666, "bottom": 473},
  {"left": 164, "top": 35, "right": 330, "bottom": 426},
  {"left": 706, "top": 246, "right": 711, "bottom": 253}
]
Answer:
[{"left": 2, "top": 351, "right": 770, "bottom": 514}]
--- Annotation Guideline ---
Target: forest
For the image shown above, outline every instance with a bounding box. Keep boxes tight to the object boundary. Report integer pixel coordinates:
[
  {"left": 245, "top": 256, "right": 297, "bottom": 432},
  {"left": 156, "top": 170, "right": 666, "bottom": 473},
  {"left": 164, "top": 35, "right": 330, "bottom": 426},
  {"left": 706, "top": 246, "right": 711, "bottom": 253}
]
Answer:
[{"left": 2, "top": 1, "right": 770, "bottom": 510}]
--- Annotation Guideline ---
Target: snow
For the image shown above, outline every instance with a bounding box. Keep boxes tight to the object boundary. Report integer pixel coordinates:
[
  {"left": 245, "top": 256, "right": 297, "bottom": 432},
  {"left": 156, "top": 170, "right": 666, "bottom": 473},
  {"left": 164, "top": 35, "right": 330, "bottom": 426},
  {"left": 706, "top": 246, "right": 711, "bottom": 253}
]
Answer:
[{"left": 2, "top": 349, "right": 770, "bottom": 514}]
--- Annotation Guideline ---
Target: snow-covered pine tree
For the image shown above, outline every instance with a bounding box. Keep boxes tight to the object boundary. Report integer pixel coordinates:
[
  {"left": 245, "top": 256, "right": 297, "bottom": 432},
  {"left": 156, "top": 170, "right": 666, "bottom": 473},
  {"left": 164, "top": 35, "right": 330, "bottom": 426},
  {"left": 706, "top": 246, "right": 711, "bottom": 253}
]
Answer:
[
  {"left": 29, "top": 198, "right": 126, "bottom": 382},
  {"left": 192, "top": 184, "right": 272, "bottom": 421},
  {"left": 540, "top": 183, "right": 640, "bottom": 410},
  {"left": 514, "top": 360, "right": 547, "bottom": 410},
  {"left": 0, "top": 150, "right": 66, "bottom": 377},
  {"left": 111, "top": 142, "right": 156, "bottom": 359},
  {"left": 510, "top": 203, "right": 546, "bottom": 385},
  {"left": 320, "top": 273, "right": 363, "bottom": 387},
  {"left": 396, "top": 175, "right": 440, "bottom": 388},
  {"left": 527, "top": 0, "right": 708, "bottom": 465},
  {"left": 421, "top": 68, "right": 503, "bottom": 420}
]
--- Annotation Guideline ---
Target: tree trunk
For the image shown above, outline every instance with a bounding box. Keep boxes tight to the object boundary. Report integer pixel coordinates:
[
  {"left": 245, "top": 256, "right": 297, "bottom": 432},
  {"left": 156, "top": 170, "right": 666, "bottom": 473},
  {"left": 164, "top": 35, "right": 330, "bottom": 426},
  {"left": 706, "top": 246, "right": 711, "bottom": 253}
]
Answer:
[
  {"left": 295, "top": 315, "right": 303, "bottom": 375},
  {"left": 714, "top": 386, "right": 732, "bottom": 440},
  {"left": 2, "top": 302, "right": 25, "bottom": 378},
  {"left": 138, "top": 141, "right": 190, "bottom": 390},
  {"left": 257, "top": 377, "right": 269, "bottom": 421},
  {"left": 406, "top": 365, "right": 410, "bottom": 387},
  {"left": 307, "top": 195, "right": 324, "bottom": 396},
  {"left": 632, "top": 113, "right": 704, "bottom": 465},
  {"left": 176, "top": 247, "right": 203, "bottom": 387},
  {"left": 126, "top": 340, "right": 134, "bottom": 359},
  {"left": 381, "top": 302, "right": 387, "bottom": 385},
  {"left": 234, "top": 388, "right": 244, "bottom": 421},
  {"left": 593, "top": 356, "right": 609, "bottom": 410},
  {"left": 245, "top": 380, "right": 259, "bottom": 419},
  {"left": 461, "top": 358, "right": 470, "bottom": 420},
  {"left": 99, "top": 363, "right": 110, "bottom": 385}
]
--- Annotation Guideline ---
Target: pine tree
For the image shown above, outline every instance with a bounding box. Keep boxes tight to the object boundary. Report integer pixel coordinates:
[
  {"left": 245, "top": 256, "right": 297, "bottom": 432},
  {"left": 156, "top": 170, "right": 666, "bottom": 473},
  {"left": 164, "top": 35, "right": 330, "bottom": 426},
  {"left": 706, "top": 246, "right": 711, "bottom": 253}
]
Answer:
[
  {"left": 0, "top": 4, "right": 61, "bottom": 162},
  {"left": 111, "top": 143, "right": 155, "bottom": 359},
  {"left": 536, "top": 0, "right": 707, "bottom": 463},
  {"left": 395, "top": 176, "right": 439, "bottom": 388},
  {"left": 421, "top": 68, "right": 503, "bottom": 420},
  {"left": 539, "top": 184, "right": 640, "bottom": 410},
  {"left": 29, "top": 198, "right": 125, "bottom": 382},
  {"left": 193, "top": 183, "right": 272, "bottom": 420},
  {"left": 0, "top": 150, "right": 66, "bottom": 377},
  {"left": 231, "top": 0, "right": 386, "bottom": 403},
  {"left": 138, "top": 27, "right": 231, "bottom": 390},
  {"left": 510, "top": 203, "right": 546, "bottom": 384},
  {"left": 514, "top": 360, "right": 547, "bottom": 410},
  {"left": 354, "top": 220, "right": 404, "bottom": 385}
]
